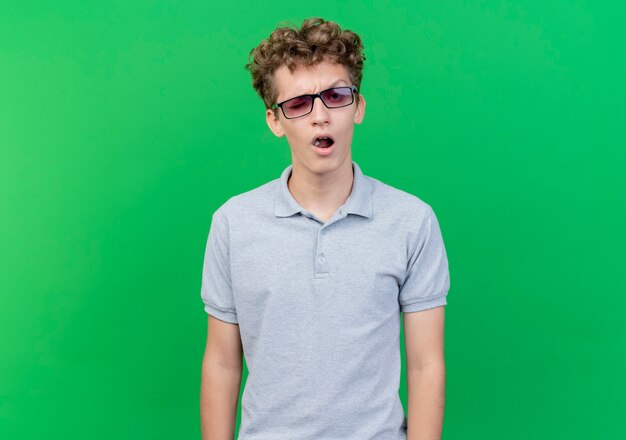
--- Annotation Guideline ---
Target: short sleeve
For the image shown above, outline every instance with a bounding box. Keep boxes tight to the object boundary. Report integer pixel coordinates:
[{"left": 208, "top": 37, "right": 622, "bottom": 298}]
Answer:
[
  {"left": 398, "top": 206, "right": 450, "bottom": 313},
  {"left": 200, "top": 208, "right": 238, "bottom": 324}
]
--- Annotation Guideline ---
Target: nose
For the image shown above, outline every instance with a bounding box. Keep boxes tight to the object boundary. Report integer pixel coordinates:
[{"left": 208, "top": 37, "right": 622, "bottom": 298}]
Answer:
[{"left": 309, "top": 95, "right": 330, "bottom": 125}]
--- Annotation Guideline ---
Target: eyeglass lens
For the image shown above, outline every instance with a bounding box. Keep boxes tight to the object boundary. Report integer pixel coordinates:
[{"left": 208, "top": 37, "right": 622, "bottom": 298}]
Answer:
[{"left": 282, "top": 87, "right": 354, "bottom": 118}]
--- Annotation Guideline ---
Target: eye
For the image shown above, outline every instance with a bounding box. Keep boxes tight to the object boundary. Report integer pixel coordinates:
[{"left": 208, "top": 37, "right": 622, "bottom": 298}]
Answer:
[
  {"left": 285, "top": 98, "right": 308, "bottom": 109},
  {"left": 324, "top": 88, "right": 350, "bottom": 103}
]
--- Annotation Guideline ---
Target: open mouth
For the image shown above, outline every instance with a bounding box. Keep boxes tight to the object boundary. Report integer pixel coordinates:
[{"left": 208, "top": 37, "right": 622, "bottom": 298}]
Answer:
[{"left": 312, "top": 136, "right": 335, "bottom": 149}]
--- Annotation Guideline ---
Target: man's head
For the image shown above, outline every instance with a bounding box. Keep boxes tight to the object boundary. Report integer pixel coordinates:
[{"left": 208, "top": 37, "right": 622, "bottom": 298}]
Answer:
[{"left": 245, "top": 17, "right": 366, "bottom": 175}]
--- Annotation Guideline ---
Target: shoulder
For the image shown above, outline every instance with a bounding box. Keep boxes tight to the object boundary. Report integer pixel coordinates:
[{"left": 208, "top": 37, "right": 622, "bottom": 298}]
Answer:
[
  {"left": 366, "top": 175, "right": 435, "bottom": 226},
  {"left": 212, "top": 177, "right": 279, "bottom": 223}
]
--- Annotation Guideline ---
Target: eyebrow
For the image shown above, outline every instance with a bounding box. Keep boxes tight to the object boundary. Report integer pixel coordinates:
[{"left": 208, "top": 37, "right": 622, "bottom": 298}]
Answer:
[{"left": 288, "top": 79, "right": 349, "bottom": 100}]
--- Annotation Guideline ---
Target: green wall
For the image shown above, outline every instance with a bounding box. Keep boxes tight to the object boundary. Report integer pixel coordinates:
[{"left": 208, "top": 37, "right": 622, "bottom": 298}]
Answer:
[{"left": 1, "top": 1, "right": 624, "bottom": 438}]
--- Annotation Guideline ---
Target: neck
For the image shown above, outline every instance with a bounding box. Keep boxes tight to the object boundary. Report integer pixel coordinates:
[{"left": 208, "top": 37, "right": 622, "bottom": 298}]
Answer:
[{"left": 287, "top": 158, "right": 354, "bottom": 217}]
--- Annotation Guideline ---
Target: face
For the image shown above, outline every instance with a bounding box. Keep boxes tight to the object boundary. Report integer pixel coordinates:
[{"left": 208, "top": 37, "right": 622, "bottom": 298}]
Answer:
[{"left": 265, "top": 60, "right": 366, "bottom": 176}]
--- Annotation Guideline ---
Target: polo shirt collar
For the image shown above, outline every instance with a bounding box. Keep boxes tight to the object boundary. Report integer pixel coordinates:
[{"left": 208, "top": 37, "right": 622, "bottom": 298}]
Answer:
[{"left": 274, "top": 161, "right": 373, "bottom": 219}]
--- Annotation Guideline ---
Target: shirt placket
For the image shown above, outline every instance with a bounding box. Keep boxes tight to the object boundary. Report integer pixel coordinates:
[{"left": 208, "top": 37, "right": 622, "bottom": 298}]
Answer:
[{"left": 301, "top": 206, "right": 347, "bottom": 279}]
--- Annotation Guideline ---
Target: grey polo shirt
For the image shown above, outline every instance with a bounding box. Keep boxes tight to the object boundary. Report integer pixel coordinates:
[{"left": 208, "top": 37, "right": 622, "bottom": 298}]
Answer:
[{"left": 201, "top": 160, "right": 450, "bottom": 440}]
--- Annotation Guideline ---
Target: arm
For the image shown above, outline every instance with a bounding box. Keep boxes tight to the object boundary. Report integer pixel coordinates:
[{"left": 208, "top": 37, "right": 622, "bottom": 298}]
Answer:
[
  {"left": 200, "top": 315, "right": 244, "bottom": 440},
  {"left": 403, "top": 306, "right": 446, "bottom": 440}
]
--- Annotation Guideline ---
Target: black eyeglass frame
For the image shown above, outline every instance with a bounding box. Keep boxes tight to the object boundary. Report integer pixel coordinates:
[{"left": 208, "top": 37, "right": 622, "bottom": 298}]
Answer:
[{"left": 271, "top": 85, "right": 359, "bottom": 119}]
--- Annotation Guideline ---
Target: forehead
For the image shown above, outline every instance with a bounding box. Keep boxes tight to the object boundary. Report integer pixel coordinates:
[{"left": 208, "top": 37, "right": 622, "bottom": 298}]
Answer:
[{"left": 273, "top": 61, "right": 351, "bottom": 102}]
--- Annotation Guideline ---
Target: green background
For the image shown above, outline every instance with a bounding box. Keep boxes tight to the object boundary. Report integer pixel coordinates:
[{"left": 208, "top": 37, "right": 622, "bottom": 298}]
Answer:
[{"left": 1, "top": 1, "right": 624, "bottom": 439}]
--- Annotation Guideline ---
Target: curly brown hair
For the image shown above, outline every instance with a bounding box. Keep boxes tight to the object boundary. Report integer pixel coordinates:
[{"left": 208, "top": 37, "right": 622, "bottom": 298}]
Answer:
[{"left": 244, "top": 17, "right": 366, "bottom": 113}]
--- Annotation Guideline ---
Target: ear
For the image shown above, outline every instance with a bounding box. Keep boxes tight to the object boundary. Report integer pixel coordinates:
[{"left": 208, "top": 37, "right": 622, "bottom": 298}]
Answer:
[
  {"left": 354, "top": 94, "right": 366, "bottom": 124},
  {"left": 266, "top": 108, "right": 285, "bottom": 138}
]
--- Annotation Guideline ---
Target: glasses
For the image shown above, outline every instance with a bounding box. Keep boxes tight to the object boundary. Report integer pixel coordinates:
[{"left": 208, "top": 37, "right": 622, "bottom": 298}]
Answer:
[{"left": 272, "top": 85, "right": 358, "bottom": 119}]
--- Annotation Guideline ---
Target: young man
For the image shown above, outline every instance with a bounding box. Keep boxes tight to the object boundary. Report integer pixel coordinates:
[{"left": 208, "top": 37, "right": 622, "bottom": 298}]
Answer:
[{"left": 200, "top": 18, "right": 450, "bottom": 440}]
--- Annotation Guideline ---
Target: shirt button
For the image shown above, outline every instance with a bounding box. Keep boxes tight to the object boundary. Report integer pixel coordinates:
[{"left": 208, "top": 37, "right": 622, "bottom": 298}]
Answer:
[{"left": 319, "top": 254, "right": 325, "bottom": 263}]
